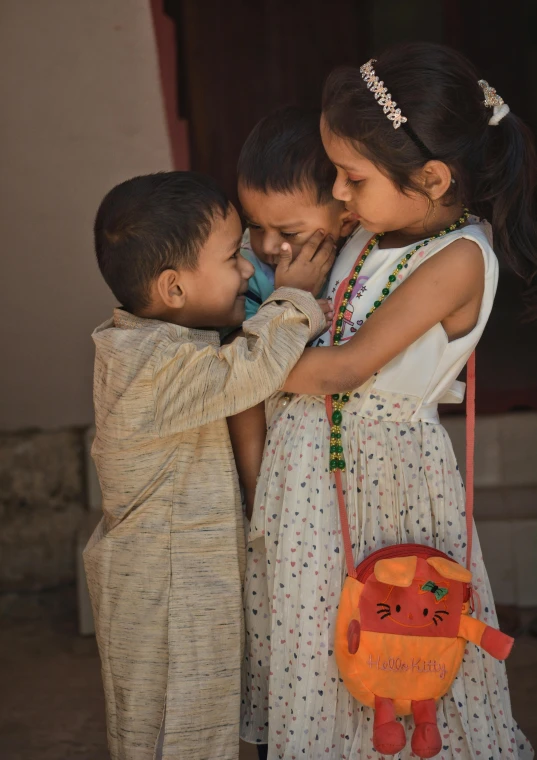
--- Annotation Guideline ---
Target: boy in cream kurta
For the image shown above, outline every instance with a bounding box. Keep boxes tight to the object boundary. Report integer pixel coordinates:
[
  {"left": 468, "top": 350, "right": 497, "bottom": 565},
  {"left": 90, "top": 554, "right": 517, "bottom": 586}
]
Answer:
[{"left": 83, "top": 172, "right": 333, "bottom": 760}]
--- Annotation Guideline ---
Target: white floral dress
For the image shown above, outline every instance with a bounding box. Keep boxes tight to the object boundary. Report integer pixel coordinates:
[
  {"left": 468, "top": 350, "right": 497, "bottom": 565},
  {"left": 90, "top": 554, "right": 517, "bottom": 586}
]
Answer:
[{"left": 241, "top": 221, "right": 534, "bottom": 759}]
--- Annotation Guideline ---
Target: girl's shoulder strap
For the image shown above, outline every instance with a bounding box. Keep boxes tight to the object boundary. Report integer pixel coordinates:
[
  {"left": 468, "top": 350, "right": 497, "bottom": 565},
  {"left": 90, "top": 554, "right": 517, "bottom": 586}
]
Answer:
[{"left": 411, "top": 219, "right": 498, "bottom": 277}]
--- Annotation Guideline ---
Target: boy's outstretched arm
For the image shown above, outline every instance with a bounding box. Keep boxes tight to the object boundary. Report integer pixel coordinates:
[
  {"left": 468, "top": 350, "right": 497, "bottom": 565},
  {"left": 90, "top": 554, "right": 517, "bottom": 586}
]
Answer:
[
  {"left": 153, "top": 289, "right": 330, "bottom": 436},
  {"left": 152, "top": 231, "right": 335, "bottom": 436},
  {"left": 227, "top": 403, "right": 266, "bottom": 521}
]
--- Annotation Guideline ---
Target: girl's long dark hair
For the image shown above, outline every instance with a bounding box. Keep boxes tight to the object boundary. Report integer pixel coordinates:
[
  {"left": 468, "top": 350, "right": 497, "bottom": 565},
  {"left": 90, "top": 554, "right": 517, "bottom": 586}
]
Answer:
[{"left": 322, "top": 42, "right": 537, "bottom": 317}]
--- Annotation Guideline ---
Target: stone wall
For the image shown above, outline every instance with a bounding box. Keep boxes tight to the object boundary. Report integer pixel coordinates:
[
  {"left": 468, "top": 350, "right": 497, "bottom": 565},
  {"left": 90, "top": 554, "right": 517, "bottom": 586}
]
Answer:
[
  {"left": 0, "top": 429, "right": 87, "bottom": 592},
  {"left": 2, "top": 413, "right": 536, "bottom": 610},
  {"left": 437, "top": 413, "right": 537, "bottom": 607}
]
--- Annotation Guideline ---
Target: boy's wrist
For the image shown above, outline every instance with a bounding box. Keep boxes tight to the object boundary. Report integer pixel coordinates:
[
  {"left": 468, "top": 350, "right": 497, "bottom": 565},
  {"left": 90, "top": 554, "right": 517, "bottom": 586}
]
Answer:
[{"left": 263, "top": 287, "right": 326, "bottom": 339}]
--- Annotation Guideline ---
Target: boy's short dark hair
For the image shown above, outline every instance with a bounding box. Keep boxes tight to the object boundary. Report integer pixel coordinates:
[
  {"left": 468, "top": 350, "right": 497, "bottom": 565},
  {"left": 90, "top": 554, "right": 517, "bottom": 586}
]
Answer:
[
  {"left": 94, "top": 171, "right": 229, "bottom": 313},
  {"left": 237, "top": 106, "right": 336, "bottom": 205}
]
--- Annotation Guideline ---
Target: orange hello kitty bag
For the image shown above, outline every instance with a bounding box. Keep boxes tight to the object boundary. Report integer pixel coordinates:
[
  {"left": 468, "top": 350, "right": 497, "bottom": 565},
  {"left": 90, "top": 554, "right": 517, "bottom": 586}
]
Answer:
[{"left": 327, "top": 354, "right": 514, "bottom": 759}]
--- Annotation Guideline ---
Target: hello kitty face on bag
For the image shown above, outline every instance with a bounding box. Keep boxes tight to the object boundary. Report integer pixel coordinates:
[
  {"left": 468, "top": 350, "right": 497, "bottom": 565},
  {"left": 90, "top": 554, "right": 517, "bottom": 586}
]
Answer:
[{"left": 358, "top": 556, "right": 471, "bottom": 639}]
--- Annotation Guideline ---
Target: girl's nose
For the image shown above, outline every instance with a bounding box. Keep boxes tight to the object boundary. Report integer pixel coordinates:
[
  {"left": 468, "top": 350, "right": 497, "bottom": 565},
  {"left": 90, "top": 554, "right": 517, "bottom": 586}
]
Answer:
[{"left": 332, "top": 173, "right": 352, "bottom": 203}]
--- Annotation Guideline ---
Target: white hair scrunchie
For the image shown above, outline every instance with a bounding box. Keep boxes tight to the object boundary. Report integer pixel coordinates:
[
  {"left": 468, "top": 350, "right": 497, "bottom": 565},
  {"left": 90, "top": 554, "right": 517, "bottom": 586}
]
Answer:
[
  {"left": 488, "top": 102, "right": 510, "bottom": 126},
  {"left": 478, "top": 79, "right": 510, "bottom": 126}
]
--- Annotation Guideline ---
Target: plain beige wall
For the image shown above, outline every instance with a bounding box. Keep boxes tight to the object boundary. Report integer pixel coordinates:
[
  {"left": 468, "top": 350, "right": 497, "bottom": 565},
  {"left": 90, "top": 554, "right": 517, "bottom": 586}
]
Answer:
[{"left": 0, "top": 1, "right": 176, "bottom": 430}]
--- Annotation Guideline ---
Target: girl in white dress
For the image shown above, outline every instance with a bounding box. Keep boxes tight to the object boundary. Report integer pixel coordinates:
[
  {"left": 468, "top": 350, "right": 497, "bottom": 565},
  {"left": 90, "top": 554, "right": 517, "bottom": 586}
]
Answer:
[{"left": 240, "top": 42, "right": 536, "bottom": 759}]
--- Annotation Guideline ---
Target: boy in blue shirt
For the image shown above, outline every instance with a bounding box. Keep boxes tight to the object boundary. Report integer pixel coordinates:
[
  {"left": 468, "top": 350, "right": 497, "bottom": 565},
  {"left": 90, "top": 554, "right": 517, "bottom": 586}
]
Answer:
[
  {"left": 227, "top": 108, "right": 357, "bottom": 530},
  {"left": 237, "top": 107, "right": 356, "bottom": 319}
]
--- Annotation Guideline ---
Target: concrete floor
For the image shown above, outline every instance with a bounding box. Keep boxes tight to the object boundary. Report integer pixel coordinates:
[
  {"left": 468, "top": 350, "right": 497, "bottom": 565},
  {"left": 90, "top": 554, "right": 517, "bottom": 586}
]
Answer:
[{"left": 0, "top": 588, "right": 535, "bottom": 760}]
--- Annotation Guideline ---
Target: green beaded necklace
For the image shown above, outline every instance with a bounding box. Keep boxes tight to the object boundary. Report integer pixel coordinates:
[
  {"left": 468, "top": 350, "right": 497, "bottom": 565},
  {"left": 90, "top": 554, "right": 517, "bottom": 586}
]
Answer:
[{"left": 329, "top": 208, "right": 470, "bottom": 472}]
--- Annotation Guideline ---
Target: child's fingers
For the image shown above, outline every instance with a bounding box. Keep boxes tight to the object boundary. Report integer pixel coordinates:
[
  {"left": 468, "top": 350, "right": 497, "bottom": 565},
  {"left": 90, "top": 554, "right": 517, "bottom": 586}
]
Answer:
[
  {"left": 320, "top": 253, "right": 336, "bottom": 278},
  {"left": 295, "top": 229, "right": 325, "bottom": 262},
  {"left": 317, "top": 298, "right": 334, "bottom": 318},
  {"left": 313, "top": 234, "right": 337, "bottom": 266},
  {"left": 275, "top": 242, "right": 293, "bottom": 272}
]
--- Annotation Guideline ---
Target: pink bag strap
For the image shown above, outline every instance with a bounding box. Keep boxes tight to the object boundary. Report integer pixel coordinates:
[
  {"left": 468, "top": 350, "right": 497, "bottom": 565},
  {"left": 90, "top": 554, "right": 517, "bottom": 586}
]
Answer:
[
  {"left": 327, "top": 350, "right": 477, "bottom": 577},
  {"left": 465, "top": 351, "right": 476, "bottom": 570}
]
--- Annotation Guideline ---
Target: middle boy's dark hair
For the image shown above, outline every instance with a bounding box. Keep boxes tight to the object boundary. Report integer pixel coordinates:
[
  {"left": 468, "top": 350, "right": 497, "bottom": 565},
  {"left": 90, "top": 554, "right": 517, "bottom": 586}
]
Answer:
[{"left": 237, "top": 106, "right": 336, "bottom": 204}]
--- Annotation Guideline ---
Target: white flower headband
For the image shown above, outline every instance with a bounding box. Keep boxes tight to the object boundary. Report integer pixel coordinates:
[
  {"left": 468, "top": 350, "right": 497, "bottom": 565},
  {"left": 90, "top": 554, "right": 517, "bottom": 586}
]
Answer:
[
  {"left": 359, "top": 59, "right": 510, "bottom": 147},
  {"left": 359, "top": 58, "right": 433, "bottom": 159},
  {"left": 360, "top": 59, "right": 407, "bottom": 130}
]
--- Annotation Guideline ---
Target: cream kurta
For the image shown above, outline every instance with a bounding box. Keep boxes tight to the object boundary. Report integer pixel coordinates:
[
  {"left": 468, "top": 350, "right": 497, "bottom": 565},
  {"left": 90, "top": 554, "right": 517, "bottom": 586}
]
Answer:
[{"left": 83, "top": 288, "right": 325, "bottom": 760}]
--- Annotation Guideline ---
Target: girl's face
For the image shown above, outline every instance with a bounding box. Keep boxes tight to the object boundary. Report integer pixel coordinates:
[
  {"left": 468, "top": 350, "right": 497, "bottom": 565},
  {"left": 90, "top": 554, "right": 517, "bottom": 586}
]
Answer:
[
  {"left": 238, "top": 183, "right": 356, "bottom": 268},
  {"left": 320, "top": 116, "right": 430, "bottom": 235}
]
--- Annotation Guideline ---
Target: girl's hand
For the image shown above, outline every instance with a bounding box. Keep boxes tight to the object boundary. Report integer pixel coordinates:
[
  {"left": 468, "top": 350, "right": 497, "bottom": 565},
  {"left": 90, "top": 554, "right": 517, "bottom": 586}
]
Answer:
[
  {"left": 275, "top": 230, "right": 336, "bottom": 295},
  {"left": 317, "top": 298, "right": 334, "bottom": 330}
]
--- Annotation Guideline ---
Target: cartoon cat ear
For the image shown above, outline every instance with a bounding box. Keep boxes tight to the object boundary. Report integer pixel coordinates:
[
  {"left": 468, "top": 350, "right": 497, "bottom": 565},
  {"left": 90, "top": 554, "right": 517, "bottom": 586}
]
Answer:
[
  {"left": 374, "top": 556, "right": 417, "bottom": 587},
  {"left": 427, "top": 556, "right": 472, "bottom": 582}
]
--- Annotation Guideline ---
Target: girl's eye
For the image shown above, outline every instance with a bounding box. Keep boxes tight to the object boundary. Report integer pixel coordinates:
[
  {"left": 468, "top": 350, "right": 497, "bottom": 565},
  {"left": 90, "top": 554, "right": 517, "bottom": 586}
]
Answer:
[
  {"left": 281, "top": 231, "right": 299, "bottom": 239},
  {"left": 231, "top": 248, "right": 240, "bottom": 259},
  {"left": 247, "top": 222, "right": 262, "bottom": 230},
  {"left": 345, "top": 177, "right": 362, "bottom": 188}
]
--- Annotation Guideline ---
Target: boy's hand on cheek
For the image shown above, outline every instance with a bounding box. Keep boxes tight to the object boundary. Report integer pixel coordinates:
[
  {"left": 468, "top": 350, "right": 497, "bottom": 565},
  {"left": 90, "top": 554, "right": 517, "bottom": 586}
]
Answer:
[{"left": 274, "top": 229, "right": 336, "bottom": 296}]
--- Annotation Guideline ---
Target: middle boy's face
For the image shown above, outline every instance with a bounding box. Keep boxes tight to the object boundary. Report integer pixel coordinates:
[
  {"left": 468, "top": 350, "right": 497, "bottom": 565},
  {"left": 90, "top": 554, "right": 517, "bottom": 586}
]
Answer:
[{"left": 238, "top": 183, "right": 355, "bottom": 268}]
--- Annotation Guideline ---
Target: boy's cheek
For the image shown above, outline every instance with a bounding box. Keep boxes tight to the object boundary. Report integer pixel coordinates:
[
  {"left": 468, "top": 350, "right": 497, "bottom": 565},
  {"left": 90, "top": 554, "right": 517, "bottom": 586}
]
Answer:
[
  {"left": 340, "top": 216, "right": 359, "bottom": 237},
  {"left": 228, "top": 300, "right": 246, "bottom": 327}
]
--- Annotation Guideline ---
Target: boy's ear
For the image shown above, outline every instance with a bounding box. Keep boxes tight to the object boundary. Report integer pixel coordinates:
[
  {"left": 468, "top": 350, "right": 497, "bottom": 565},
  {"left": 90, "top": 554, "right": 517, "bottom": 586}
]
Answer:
[{"left": 156, "top": 269, "right": 187, "bottom": 310}]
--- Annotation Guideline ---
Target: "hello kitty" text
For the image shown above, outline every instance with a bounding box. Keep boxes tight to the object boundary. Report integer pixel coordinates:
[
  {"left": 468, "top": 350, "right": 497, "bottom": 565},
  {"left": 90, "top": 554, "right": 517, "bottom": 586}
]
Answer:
[{"left": 367, "top": 654, "right": 447, "bottom": 680}]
